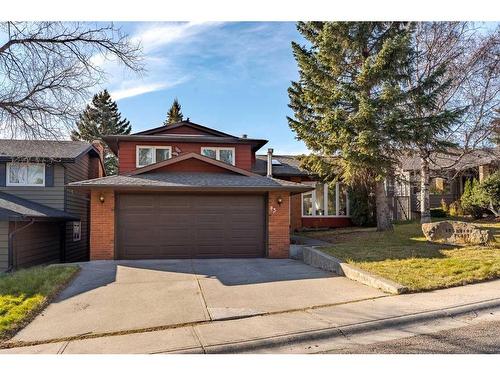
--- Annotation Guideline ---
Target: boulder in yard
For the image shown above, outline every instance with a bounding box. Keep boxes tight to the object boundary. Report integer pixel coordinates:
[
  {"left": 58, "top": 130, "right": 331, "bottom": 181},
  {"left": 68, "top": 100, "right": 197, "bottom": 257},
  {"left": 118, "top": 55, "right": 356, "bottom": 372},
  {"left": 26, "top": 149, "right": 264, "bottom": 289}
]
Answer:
[{"left": 421, "top": 221, "right": 493, "bottom": 246}]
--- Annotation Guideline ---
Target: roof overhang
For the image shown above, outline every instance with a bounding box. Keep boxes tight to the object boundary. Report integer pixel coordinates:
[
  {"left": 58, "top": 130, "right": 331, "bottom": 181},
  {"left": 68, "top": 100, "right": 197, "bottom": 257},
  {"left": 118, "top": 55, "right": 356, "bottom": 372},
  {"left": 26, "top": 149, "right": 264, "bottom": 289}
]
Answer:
[
  {"left": 133, "top": 120, "right": 237, "bottom": 137},
  {"left": 67, "top": 184, "right": 313, "bottom": 195},
  {"left": 0, "top": 192, "right": 79, "bottom": 221},
  {"left": 102, "top": 135, "right": 268, "bottom": 155}
]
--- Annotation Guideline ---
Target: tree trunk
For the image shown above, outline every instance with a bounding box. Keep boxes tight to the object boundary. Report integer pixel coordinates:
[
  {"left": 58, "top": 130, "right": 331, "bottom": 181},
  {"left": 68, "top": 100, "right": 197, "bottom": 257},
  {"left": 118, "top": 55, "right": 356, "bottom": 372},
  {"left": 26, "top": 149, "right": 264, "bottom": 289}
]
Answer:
[
  {"left": 420, "top": 157, "right": 431, "bottom": 224},
  {"left": 375, "top": 179, "right": 393, "bottom": 231}
]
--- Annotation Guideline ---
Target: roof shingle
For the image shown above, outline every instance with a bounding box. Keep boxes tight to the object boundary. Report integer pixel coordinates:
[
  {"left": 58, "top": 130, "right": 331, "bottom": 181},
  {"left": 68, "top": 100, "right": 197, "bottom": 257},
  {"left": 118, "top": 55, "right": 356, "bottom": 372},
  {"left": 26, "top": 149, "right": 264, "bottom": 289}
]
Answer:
[
  {"left": 0, "top": 192, "right": 78, "bottom": 221},
  {"left": 254, "top": 155, "right": 311, "bottom": 177},
  {"left": 0, "top": 140, "right": 95, "bottom": 162},
  {"left": 68, "top": 172, "right": 313, "bottom": 193}
]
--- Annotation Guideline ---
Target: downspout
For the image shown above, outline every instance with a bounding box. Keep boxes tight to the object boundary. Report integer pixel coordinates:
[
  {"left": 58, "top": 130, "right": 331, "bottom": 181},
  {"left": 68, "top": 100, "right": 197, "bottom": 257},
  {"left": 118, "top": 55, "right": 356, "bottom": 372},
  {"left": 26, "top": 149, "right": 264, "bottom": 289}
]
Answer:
[
  {"left": 267, "top": 148, "right": 273, "bottom": 178},
  {"left": 6, "top": 218, "right": 35, "bottom": 273}
]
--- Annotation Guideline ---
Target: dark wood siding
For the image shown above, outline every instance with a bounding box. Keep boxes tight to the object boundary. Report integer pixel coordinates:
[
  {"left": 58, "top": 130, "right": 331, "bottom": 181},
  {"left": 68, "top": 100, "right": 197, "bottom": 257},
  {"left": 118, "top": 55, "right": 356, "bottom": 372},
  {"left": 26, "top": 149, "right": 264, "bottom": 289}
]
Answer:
[
  {"left": 11, "top": 222, "right": 61, "bottom": 269},
  {"left": 117, "top": 193, "right": 266, "bottom": 259},
  {"left": 0, "top": 163, "right": 65, "bottom": 210},
  {"left": 64, "top": 154, "right": 90, "bottom": 262},
  {"left": 0, "top": 221, "right": 8, "bottom": 271}
]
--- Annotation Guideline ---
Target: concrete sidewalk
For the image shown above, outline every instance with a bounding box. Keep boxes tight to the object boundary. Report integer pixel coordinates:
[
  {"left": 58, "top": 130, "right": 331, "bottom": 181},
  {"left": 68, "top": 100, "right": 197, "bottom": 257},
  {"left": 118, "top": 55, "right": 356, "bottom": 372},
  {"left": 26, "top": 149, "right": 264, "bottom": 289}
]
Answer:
[{"left": 2, "top": 279, "right": 500, "bottom": 354}]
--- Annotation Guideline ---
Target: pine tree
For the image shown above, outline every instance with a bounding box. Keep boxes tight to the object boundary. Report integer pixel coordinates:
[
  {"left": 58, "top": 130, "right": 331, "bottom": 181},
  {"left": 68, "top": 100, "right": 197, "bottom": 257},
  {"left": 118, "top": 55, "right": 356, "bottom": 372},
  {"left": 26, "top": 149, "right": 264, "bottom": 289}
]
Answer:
[
  {"left": 164, "top": 98, "right": 184, "bottom": 125},
  {"left": 288, "top": 22, "right": 417, "bottom": 231},
  {"left": 71, "top": 89, "right": 131, "bottom": 175}
]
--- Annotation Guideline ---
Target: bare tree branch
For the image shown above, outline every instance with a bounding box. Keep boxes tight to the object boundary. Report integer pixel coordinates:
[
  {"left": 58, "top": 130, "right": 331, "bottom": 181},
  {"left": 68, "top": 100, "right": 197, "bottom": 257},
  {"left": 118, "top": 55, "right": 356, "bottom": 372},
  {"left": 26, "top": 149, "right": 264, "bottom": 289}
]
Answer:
[{"left": 0, "top": 21, "right": 143, "bottom": 139}]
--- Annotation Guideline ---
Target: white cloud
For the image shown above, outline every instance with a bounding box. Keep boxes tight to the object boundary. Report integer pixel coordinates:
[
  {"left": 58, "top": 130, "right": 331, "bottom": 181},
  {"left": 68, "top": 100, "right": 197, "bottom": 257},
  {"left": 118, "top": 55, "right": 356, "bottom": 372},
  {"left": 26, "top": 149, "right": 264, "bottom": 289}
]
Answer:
[
  {"left": 110, "top": 77, "right": 189, "bottom": 101},
  {"left": 132, "top": 22, "right": 224, "bottom": 53},
  {"left": 99, "top": 22, "right": 224, "bottom": 101}
]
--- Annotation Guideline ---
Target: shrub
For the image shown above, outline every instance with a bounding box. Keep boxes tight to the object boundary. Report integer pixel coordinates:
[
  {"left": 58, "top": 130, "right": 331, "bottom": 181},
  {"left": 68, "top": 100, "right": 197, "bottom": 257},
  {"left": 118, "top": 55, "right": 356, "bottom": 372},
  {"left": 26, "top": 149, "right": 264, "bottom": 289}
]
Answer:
[
  {"left": 440, "top": 199, "right": 449, "bottom": 214},
  {"left": 449, "top": 200, "right": 464, "bottom": 217},
  {"left": 430, "top": 208, "right": 447, "bottom": 218},
  {"left": 481, "top": 171, "right": 500, "bottom": 216},
  {"left": 461, "top": 178, "right": 488, "bottom": 219}
]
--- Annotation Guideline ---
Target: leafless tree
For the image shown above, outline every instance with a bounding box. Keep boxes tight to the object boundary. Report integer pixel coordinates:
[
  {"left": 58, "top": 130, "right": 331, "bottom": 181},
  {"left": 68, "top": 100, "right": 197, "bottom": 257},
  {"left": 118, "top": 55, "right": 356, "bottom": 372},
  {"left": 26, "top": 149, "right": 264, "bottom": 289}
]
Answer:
[
  {"left": 0, "top": 22, "right": 143, "bottom": 140},
  {"left": 408, "top": 22, "right": 500, "bottom": 223}
]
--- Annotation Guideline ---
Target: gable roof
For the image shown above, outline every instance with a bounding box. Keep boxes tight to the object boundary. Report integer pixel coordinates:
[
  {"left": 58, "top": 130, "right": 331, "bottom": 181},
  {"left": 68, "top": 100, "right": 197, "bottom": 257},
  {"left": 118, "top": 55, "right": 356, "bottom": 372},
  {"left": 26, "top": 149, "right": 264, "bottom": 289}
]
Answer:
[
  {"left": 0, "top": 192, "right": 78, "bottom": 221},
  {"left": 133, "top": 120, "right": 237, "bottom": 138},
  {"left": 0, "top": 140, "right": 99, "bottom": 163},
  {"left": 398, "top": 148, "right": 500, "bottom": 172},
  {"left": 129, "top": 152, "right": 257, "bottom": 177},
  {"left": 104, "top": 120, "right": 268, "bottom": 154},
  {"left": 102, "top": 134, "right": 268, "bottom": 155},
  {"left": 68, "top": 172, "right": 313, "bottom": 194}
]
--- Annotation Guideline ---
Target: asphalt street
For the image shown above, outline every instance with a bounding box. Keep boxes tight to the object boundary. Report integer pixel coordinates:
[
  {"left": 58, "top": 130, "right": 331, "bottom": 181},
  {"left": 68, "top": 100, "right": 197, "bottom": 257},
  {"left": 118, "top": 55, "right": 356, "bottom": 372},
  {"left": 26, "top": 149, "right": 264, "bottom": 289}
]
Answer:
[{"left": 328, "top": 318, "right": 500, "bottom": 354}]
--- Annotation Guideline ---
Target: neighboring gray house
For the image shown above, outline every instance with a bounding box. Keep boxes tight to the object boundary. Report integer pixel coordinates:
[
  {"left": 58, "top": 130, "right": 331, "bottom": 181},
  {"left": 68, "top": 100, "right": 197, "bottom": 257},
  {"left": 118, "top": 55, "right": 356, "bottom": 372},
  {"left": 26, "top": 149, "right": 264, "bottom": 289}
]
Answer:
[
  {"left": 0, "top": 140, "right": 104, "bottom": 271},
  {"left": 388, "top": 148, "right": 500, "bottom": 221}
]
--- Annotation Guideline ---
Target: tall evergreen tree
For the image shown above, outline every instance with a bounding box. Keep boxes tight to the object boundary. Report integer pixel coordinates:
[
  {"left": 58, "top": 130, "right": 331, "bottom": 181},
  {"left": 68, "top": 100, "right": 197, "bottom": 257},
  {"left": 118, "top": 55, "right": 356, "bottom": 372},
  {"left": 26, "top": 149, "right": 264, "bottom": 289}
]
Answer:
[
  {"left": 164, "top": 98, "right": 184, "bottom": 125},
  {"left": 288, "top": 22, "right": 419, "bottom": 231},
  {"left": 71, "top": 89, "right": 131, "bottom": 175}
]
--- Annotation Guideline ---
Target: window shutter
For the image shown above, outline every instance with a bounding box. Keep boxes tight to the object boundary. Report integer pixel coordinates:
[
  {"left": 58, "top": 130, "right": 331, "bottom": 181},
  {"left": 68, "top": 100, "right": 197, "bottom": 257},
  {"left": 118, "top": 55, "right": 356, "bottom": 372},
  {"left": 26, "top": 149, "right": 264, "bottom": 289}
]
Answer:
[
  {"left": 45, "top": 164, "right": 54, "bottom": 187},
  {"left": 0, "top": 163, "right": 5, "bottom": 187}
]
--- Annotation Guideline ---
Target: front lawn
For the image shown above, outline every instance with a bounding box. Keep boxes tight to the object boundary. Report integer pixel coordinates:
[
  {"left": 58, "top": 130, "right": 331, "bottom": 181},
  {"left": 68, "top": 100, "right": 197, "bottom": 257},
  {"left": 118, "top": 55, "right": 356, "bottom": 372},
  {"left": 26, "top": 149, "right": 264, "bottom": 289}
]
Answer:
[
  {"left": 305, "top": 220, "right": 500, "bottom": 292},
  {"left": 0, "top": 265, "right": 79, "bottom": 340}
]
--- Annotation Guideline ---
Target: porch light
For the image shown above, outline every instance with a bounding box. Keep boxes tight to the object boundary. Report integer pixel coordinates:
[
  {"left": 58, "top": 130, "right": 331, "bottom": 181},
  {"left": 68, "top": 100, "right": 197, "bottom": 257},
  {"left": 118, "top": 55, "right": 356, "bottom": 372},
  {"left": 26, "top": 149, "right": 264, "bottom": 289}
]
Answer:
[
  {"left": 99, "top": 194, "right": 105, "bottom": 203},
  {"left": 277, "top": 197, "right": 283, "bottom": 205}
]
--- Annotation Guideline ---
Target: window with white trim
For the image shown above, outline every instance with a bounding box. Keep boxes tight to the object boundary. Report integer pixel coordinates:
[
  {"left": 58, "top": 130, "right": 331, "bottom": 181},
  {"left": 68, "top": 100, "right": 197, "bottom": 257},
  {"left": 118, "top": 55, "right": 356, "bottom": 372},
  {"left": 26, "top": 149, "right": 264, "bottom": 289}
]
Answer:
[
  {"left": 200, "top": 147, "right": 235, "bottom": 165},
  {"left": 136, "top": 146, "right": 172, "bottom": 167},
  {"left": 6, "top": 162, "right": 45, "bottom": 186},
  {"left": 301, "top": 182, "right": 350, "bottom": 217}
]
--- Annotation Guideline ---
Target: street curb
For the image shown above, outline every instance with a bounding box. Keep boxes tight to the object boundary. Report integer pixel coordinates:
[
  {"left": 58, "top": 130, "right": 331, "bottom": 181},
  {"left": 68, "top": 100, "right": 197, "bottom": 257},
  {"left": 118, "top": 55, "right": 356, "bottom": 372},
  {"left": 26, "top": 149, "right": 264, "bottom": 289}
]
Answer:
[
  {"left": 191, "top": 298, "right": 500, "bottom": 354},
  {"left": 301, "top": 246, "right": 408, "bottom": 294}
]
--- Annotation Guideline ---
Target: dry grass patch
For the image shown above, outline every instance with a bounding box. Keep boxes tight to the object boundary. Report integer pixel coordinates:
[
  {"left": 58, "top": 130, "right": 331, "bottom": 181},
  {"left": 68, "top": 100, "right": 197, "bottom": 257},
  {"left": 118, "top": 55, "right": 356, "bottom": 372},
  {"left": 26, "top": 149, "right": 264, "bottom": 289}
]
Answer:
[{"left": 305, "top": 221, "right": 500, "bottom": 292}]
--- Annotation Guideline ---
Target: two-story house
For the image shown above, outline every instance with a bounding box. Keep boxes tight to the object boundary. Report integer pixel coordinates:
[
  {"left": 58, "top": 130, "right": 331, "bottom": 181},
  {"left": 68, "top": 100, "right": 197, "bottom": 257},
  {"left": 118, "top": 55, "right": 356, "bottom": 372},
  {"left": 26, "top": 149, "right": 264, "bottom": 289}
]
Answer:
[
  {"left": 69, "top": 120, "right": 314, "bottom": 260},
  {"left": 0, "top": 140, "right": 104, "bottom": 271}
]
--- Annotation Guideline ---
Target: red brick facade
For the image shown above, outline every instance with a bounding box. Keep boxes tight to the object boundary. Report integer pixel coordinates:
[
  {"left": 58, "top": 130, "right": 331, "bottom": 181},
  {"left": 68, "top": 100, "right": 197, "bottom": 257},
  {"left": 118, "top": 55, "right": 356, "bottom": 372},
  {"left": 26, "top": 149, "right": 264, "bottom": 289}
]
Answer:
[
  {"left": 90, "top": 190, "right": 115, "bottom": 260},
  {"left": 267, "top": 192, "right": 290, "bottom": 258}
]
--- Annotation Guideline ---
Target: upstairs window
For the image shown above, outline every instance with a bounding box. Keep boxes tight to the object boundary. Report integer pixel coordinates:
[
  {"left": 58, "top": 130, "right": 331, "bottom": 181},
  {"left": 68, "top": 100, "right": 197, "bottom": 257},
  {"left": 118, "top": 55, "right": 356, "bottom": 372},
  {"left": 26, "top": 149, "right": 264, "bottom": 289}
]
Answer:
[
  {"left": 136, "top": 146, "right": 172, "bottom": 168},
  {"left": 7, "top": 162, "right": 45, "bottom": 186},
  {"left": 201, "top": 147, "right": 235, "bottom": 165}
]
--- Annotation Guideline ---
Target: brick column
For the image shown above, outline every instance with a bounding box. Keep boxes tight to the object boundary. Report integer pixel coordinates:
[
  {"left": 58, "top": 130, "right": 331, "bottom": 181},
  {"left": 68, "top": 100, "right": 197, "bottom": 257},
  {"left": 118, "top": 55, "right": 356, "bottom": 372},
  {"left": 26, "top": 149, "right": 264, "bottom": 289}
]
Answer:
[
  {"left": 268, "top": 192, "right": 290, "bottom": 258},
  {"left": 289, "top": 177, "right": 303, "bottom": 232},
  {"left": 90, "top": 190, "right": 115, "bottom": 260}
]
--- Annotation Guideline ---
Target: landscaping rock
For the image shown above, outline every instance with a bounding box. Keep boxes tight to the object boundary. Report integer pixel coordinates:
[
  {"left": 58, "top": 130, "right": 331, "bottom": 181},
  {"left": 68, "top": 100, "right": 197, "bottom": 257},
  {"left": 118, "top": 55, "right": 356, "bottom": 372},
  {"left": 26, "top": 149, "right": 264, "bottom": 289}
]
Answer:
[{"left": 421, "top": 221, "right": 493, "bottom": 245}]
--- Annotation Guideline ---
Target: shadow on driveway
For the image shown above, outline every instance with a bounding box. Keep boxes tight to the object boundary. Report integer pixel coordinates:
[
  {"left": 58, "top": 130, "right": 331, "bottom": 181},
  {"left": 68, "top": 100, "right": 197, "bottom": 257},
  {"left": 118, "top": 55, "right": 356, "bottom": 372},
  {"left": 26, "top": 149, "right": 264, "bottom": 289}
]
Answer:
[{"left": 57, "top": 258, "right": 338, "bottom": 301}]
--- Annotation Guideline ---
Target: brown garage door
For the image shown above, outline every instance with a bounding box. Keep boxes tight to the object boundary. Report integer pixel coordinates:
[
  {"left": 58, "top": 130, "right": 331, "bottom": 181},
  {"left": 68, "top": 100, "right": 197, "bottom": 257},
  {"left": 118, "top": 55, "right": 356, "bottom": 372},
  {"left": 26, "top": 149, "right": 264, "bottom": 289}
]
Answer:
[{"left": 117, "top": 193, "right": 266, "bottom": 259}]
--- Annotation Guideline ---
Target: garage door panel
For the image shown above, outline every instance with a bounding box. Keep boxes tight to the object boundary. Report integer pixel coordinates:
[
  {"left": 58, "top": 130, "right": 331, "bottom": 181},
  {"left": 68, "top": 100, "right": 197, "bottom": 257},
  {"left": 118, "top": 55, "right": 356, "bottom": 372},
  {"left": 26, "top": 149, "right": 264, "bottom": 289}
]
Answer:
[{"left": 117, "top": 193, "right": 265, "bottom": 259}]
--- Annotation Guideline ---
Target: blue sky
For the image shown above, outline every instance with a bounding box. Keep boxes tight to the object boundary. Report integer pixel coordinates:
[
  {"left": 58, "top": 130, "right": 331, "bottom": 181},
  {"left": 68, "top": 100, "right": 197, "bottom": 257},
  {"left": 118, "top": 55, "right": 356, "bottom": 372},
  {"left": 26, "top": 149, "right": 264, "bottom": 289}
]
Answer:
[{"left": 102, "top": 22, "right": 307, "bottom": 155}]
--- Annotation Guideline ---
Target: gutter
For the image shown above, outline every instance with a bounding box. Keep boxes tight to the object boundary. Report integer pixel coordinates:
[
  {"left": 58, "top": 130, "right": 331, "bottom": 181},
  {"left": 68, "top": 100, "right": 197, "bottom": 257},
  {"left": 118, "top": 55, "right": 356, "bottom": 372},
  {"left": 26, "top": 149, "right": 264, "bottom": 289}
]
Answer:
[{"left": 6, "top": 218, "right": 35, "bottom": 272}]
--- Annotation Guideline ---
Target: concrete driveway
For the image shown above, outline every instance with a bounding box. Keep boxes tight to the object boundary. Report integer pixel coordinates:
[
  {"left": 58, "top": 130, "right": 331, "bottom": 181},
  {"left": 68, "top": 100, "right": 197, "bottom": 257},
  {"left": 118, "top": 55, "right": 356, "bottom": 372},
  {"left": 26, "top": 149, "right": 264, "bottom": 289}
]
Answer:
[{"left": 12, "top": 259, "right": 386, "bottom": 343}]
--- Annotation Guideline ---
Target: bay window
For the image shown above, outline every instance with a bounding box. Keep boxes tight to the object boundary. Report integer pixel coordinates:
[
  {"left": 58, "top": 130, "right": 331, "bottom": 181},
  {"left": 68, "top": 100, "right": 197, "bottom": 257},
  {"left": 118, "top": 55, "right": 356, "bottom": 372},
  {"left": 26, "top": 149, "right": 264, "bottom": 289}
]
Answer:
[
  {"left": 301, "top": 182, "right": 350, "bottom": 217},
  {"left": 201, "top": 147, "right": 235, "bottom": 165},
  {"left": 136, "top": 146, "right": 171, "bottom": 167},
  {"left": 7, "top": 162, "right": 45, "bottom": 186}
]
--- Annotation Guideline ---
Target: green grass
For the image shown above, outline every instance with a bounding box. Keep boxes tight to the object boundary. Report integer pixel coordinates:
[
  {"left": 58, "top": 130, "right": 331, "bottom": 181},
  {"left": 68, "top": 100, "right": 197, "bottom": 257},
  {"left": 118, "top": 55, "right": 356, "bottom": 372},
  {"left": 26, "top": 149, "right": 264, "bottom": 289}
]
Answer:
[
  {"left": 305, "top": 220, "right": 500, "bottom": 292},
  {"left": 0, "top": 265, "right": 79, "bottom": 340}
]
